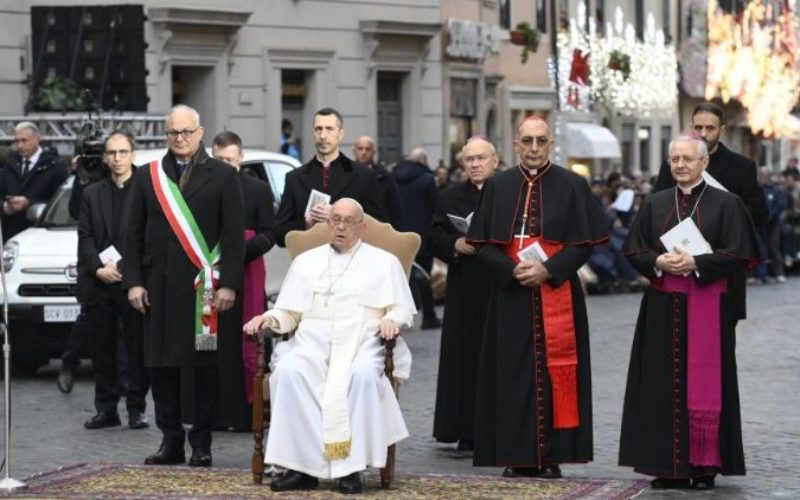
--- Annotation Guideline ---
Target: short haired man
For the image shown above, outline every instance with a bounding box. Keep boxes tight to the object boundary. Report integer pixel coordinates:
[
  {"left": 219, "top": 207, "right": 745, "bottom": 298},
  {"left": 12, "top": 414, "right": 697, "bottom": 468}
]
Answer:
[
  {"left": 352, "top": 135, "right": 404, "bottom": 229},
  {"left": 467, "top": 116, "right": 609, "bottom": 478},
  {"left": 431, "top": 136, "right": 498, "bottom": 450},
  {"left": 653, "top": 102, "right": 767, "bottom": 322},
  {"left": 210, "top": 130, "right": 276, "bottom": 429},
  {"left": 124, "top": 105, "right": 245, "bottom": 467},
  {"left": 274, "top": 107, "right": 386, "bottom": 246},
  {"left": 0, "top": 121, "right": 69, "bottom": 239},
  {"left": 244, "top": 198, "right": 415, "bottom": 494},
  {"left": 78, "top": 131, "right": 150, "bottom": 431},
  {"left": 619, "top": 133, "right": 759, "bottom": 489}
]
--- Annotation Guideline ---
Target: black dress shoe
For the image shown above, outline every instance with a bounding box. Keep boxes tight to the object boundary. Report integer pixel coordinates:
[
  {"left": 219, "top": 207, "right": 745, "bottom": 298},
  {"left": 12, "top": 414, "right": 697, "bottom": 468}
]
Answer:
[
  {"left": 84, "top": 411, "right": 121, "bottom": 429},
  {"left": 270, "top": 470, "right": 319, "bottom": 492},
  {"left": 188, "top": 448, "right": 212, "bottom": 467},
  {"left": 144, "top": 445, "right": 185, "bottom": 465},
  {"left": 338, "top": 471, "right": 363, "bottom": 494},
  {"left": 502, "top": 466, "right": 541, "bottom": 478},
  {"left": 128, "top": 411, "right": 149, "bottom": 430},
  {"left": 538, "top": 465, "right": 562, "bottom": 479},
  {"left": 650, "top": 477, "right": 691, "bottom": 489},
  {"left": 690, "top": 475, "right": 716, "bottom": 490},
  {"left": 57, "top": 368, "right": 74, "bottom": 394},
  {"left": 456, "top": 439, "right": 474, "bottom": 451}
]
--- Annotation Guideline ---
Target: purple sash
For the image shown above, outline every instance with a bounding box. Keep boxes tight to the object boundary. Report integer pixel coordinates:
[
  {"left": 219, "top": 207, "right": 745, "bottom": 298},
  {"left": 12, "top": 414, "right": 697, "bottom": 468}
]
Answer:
[
  {"left": 242, "top": 229, "right": 266, "bottom": 404},
  {"left": 651, "top": 273, "right": 726, "bottom": 467}
]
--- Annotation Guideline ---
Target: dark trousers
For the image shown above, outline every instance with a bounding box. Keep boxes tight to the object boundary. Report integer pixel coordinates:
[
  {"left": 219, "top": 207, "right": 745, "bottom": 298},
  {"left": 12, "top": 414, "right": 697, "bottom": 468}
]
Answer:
[
  {"left": 411, "top": 254, "right": 438, "bottom": 320},
  {"left": 61, "top": 309, "right": 89, "bottom": 371},
  {"left": 86, "top": 294, "right": 149, "bottom": 414},
  {"left": 151, "top": 366, "right": 218, "bottom": 451}
]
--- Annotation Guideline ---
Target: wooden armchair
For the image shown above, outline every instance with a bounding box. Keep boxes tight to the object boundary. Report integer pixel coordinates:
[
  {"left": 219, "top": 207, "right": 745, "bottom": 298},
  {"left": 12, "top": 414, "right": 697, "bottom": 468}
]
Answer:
[{"left": 251, "top": 215, "right": 420, "bottom": 489}]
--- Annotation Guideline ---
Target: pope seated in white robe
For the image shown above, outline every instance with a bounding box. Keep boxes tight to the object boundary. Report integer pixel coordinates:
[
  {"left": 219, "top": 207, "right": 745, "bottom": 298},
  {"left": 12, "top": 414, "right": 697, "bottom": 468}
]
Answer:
[{"left": 244, "top": 198, "right": 415, "bottom": 494}]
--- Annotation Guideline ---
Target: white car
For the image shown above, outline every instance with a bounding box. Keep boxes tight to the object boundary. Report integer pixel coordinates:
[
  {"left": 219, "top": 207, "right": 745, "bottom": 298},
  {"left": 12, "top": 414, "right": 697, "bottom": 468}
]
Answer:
[{"left": 1, "top": 148, "right": 300, "bottom": 372}]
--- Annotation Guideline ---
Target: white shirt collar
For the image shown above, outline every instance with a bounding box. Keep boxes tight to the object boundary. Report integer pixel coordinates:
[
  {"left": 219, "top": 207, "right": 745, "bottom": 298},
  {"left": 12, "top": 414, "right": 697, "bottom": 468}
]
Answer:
[
  {"left": 25, "top": 147, "right": 43, "bottom": 166},
  {"left": 678, "top": 178, "right": 704, "bottom": 195}
]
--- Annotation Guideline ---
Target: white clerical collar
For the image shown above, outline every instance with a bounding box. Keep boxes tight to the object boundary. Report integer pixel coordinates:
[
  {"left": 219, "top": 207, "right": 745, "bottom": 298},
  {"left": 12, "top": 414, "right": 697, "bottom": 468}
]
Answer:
[
  {"left": 473, "top": 182, "right": 484, "bottom": 190},
  {"left": 678, "top": 178, "right": 704, "bottom": 195}
]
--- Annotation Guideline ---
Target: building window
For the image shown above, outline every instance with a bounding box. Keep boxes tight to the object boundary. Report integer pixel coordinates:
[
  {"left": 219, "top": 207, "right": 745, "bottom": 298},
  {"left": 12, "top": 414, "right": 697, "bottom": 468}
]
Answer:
[
  {"left": 536, "top": 0, "right": 547, "bottom": 33},
  {"left": 639, "top": 126, "right": 651, "bottom": 173},
  {"left": 449, "top": 78, "right": 478, "bottom": 165},
  {"left": 663, "top": 0, "right": 671, "bottom": 41},
  {"left": 635, "top": 0, "right": 644, "bottom": 40},
  {"left": 621, "top": 123, "right": 635, "bottom": 174},
  {"left": 595, "top": 0, "right": 605, "bottom": 35},
  {"left": 660, "top": 125, "right": 672, "bottom": 164},
  {"left": 499, "top": 0, "right": 510, "bottom": 30}
]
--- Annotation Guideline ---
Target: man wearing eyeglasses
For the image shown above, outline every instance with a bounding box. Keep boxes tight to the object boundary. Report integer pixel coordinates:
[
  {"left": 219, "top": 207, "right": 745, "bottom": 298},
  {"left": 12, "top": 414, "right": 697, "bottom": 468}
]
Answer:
[
  {"left": 619, "top": 133, "right": 759, "bottom": 490},
  {"left": 467, "top": 116, "right": 609, "bottom": 479},
  {"left": 275, "top": 107, "right": 386, "bottom": 246},
  {"left": 0, "top": 121, "right": 68, "bottom": 239},
  {"left": 653, "top": 102, "right": 767, "bottom": 324},
  {"left": 431, "top": 136, "right": 497, "bottom": 452},
  {"left": 244, "top": 198, "right": 415, "bottom": 494},
  {"left": 124, "top": 105, "right": 244, "bottom": 468},
  {"left": 77, "top": 130, "right": 150, "bottom": 432}
]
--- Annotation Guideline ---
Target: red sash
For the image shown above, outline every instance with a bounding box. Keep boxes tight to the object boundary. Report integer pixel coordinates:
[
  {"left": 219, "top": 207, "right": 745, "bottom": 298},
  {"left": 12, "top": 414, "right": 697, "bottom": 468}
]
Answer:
[{"left": 504, "top": 236, "right": 579, "bottom": 429}]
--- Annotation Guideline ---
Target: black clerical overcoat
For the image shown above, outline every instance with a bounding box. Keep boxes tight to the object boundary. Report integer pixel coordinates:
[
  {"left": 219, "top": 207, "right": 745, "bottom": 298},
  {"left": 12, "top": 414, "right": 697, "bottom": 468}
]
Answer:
[
  {"left": 275, "top": 153, "right": 385, "bottom": 246},
  {"left": 431, "top": 181, "right": 492, "bottom": 444},
  {"left": 123, "top": 149, "right": 245, "bottom": 368},
  {"left": 467, "top": 164, "right": 608, "bottom": 467},
  {"left": 653, "top": 142, "right": 766, "bottom": 320},
  {"left": 619, "top": 183, "right": 759, "bottom": 478}
]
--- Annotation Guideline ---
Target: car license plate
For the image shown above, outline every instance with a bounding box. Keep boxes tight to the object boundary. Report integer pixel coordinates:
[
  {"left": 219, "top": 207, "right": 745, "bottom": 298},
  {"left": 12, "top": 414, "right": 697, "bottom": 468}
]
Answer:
[{"left": 43, "top": 305, "right": 81, "bottom": 323}]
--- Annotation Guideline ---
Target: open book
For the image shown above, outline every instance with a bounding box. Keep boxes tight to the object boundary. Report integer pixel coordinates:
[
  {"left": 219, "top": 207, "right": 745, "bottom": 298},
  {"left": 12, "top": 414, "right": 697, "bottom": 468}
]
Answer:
[
  {"left": 659, "top": 217, "right": 712, "bottom": 256},
  {"left": 447, "top": 212, "right": 474, "bottom": 234},
  {"left": 517, "top": 240, "right": 549, "bottom": 263},
  {"left": 304, "top": 189, "right": 331, "bottom": 217}
]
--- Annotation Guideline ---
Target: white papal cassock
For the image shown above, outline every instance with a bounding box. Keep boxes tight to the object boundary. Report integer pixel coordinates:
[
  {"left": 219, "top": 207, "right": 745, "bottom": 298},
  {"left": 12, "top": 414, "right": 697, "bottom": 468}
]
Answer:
[{"left": 262, "top": 240, "right": 415, "bottom": 479}]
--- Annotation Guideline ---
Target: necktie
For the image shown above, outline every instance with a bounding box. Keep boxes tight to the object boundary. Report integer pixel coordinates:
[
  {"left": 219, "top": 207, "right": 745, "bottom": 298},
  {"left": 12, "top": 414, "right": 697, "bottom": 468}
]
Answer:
[
  {"left": 176, "top": 161, "right": 186, "bottom": 178},
  {"left": 23, "top": 159, "right": 31, "bottom": 176}
]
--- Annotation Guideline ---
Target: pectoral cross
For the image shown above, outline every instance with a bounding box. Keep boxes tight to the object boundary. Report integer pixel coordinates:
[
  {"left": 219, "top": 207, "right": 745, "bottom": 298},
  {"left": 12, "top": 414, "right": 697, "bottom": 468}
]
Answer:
[{"left": 320, "top": 288, "right": 335, "bottom": 307}]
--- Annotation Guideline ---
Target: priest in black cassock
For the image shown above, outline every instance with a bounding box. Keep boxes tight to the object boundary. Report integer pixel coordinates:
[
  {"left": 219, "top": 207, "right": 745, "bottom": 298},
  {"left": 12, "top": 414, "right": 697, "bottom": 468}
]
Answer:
[
  {"left": 619, "top": 133, "right": 759, "bottom": 490},
  {"left": 431, "top": 136, "right": 497, "bottom": 451},
  {"left": 653, "top": 102, "right": 766, "bottom": 323},
  {"left": 466, "top": 117, "right": 608, "bottom": 478},
  {"left": 274, "top": 108, "right": 385, "bottom": 246}
]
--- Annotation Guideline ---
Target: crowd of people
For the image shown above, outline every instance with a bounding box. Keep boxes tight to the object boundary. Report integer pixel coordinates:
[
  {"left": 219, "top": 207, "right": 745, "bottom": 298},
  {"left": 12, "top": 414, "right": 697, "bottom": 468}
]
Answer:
[{"left": 0, "top": 100, "right": 782, "bottom": 494}]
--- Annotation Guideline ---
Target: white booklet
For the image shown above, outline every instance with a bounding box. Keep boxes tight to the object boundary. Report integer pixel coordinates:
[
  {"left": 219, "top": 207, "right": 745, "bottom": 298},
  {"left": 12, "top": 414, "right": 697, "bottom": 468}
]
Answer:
[
  {"left": 99, "top": 245, "right": 122, "bottom": 264},
  {"left": 447, "top": 212, "right": 474, "bottom": 234},
  {"left": 702, "top": 171, "right": 727, "bottom": 192},
  {"left": 304, "top": 189, "right": 331, "bottom": 217},
  {"left": 659, "top": 218, "right": 712, "bottom": 256},
  {"left": 517, "top": 240, "right": 549, "bottom": 263},
  {"left": 612, "top": 188, "right": 635, "bottom": 212}
]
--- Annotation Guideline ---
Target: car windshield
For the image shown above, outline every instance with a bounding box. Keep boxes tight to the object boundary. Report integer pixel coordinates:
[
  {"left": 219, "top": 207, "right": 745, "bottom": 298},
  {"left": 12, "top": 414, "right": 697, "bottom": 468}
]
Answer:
[{"left": 37, "top": 182, "right": 76, "bottom": 228}]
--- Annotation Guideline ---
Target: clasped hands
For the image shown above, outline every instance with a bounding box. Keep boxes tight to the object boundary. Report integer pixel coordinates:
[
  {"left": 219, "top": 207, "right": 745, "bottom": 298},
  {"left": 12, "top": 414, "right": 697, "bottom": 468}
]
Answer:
[
  {"left": 655, "top": 247, "right": 697, "bottom": 276},
  {"left": 513, "top": 260, "right": 551, "bottom": 287},
  {"left": 128, "top": 286, "right": 236, "bottom": 314}
]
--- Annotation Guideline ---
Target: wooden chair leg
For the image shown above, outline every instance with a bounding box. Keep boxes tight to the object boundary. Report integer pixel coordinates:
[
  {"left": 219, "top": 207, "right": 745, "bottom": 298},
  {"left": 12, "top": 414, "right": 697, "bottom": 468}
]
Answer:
[{"left": 251, "top": 334, "right": 266, "bottom": 484}]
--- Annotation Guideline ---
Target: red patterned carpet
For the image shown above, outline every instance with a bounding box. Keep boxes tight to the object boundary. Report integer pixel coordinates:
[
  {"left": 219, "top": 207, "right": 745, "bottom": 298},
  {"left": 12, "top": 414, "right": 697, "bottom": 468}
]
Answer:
[{"left": 10, "top": 463, "right": 649, "bottom": 499}]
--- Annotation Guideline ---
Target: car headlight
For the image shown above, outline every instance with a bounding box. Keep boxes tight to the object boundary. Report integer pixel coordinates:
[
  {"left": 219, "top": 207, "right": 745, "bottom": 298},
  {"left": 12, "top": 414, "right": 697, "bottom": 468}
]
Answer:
[{"left": 2, "top": 241, "right": 19, "bottom": 272}]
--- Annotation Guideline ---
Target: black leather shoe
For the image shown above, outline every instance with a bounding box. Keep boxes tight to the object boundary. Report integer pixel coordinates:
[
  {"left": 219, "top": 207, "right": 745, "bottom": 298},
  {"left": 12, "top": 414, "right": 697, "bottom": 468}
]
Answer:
[
  {"left": 456, "top": 439, "right": 474, "bottom": 451},
  {"left": 128, "top": 411, "right": 149, "bottom": 430},
  {"left": 650, "top": 477, "right": 691, "bottom": 489},
  {"left": 188, "top": 448, "right": 212, "bottom": 467},
  {"left": 57, "top": 368, "right": 74, "bottom": 394},
  {"left": 84, "top": 411, "right": 121, "bottom": 429},
  {"left": 338, "top": 472, "right": 363, "bottom": 495},
  {"left": 270, "top": 470, "right": 319, "bottom": 492},
  {"left": 538, "top": 464, "right": 562, "bottom": 479},
  {"left": 144, "top": 445, "right": 185, "bottom": 465},
  {"left": 502, "top": 466, "right": 541, "bottom": 478},
  {"left": 420, "top": 318, "right": 442, "bottom": 330},
  {"left": 690, "top": 475, "right": 716, "bottom": 490}
]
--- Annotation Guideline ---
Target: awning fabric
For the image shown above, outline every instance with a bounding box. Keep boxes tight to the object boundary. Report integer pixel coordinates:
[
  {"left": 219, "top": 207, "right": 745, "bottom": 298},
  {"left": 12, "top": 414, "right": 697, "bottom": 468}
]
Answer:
[{"left": 566, "top": 122, "right": 621, "bottom": 159}]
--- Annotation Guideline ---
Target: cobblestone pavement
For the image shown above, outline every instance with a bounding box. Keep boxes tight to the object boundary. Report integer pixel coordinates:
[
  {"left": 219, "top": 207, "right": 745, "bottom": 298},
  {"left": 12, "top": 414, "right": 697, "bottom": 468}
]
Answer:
[{"left": 1, "top": 278, "right": 798, "bottom": 499}]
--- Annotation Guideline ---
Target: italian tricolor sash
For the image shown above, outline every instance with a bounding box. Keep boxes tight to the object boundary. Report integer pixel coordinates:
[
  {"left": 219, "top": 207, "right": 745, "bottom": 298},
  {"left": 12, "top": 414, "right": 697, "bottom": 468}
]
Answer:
[{"left": 150, "top": 160, "right": 221, "bottom": 351}]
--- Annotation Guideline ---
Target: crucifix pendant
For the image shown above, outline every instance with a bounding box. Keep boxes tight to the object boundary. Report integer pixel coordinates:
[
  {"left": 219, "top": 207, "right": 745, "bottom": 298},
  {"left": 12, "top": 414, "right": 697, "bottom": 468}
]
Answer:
[{"left": 321, "top": 289, "right": 334, "bottom": 306}]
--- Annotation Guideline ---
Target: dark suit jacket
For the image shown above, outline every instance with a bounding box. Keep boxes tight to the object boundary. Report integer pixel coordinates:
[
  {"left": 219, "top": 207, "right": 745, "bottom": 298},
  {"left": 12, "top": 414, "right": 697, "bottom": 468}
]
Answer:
[
  {"left": 0, "top": 149, "right": 68, "bottom": 239},
  {"left": 369, "top": 161, "right": 405, "bottom": 230},
  {"left": 240, "top": 171, "right": 275, "bottom": 263},
  {"left": 123, "top": 147, "right": 245, "bottom": 367},
  {"left": 76, "top": 177, "right": 131, "bottom": 305},
  {"left": 275, "top": 152, "right": 385, "bottom": 246}
]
